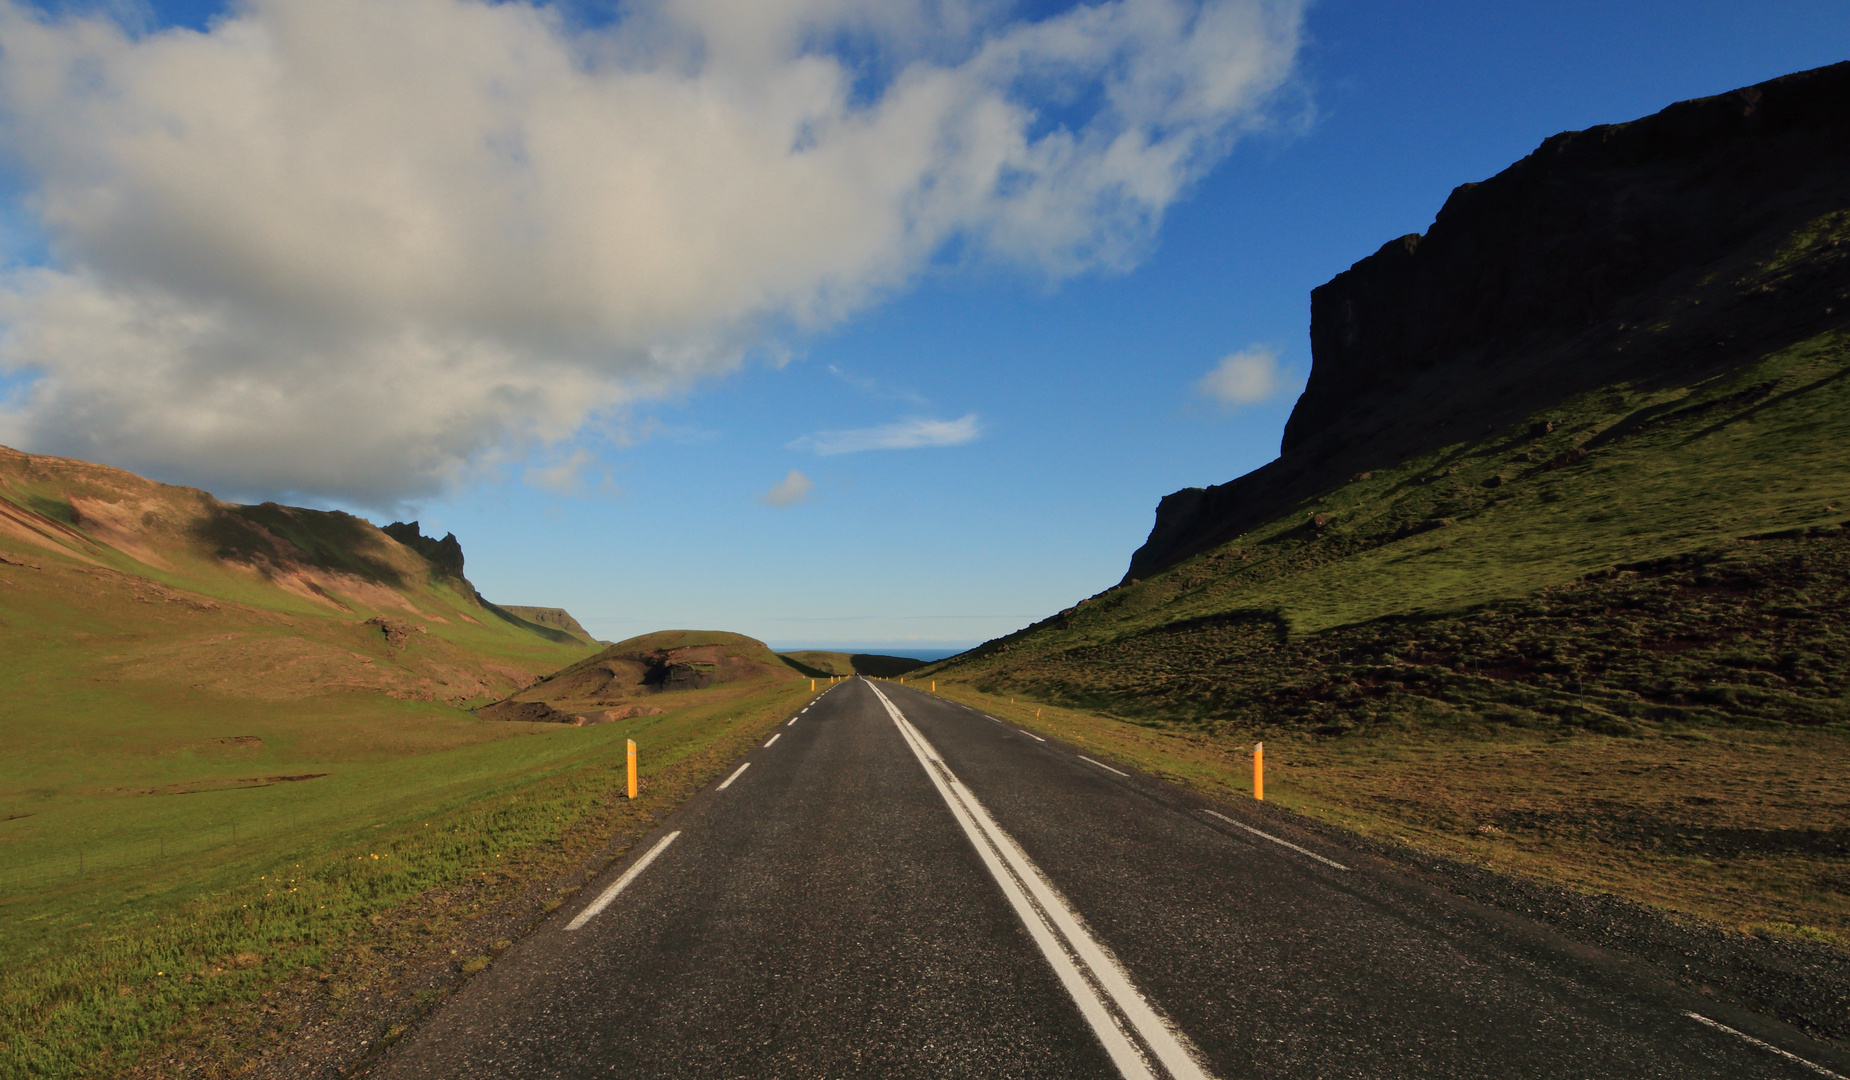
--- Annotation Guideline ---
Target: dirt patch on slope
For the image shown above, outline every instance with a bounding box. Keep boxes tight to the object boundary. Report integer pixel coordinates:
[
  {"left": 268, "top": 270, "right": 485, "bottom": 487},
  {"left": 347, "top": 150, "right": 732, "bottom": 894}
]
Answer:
[{"left": 473, "top": 700, "right": 582, "bottom": 725}]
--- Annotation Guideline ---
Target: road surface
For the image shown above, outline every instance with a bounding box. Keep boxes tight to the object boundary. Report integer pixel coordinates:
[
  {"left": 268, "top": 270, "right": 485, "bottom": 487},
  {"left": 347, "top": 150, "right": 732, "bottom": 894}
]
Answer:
[{"left": 370, "top": 678, "right": 1847, "bottom": 1079}]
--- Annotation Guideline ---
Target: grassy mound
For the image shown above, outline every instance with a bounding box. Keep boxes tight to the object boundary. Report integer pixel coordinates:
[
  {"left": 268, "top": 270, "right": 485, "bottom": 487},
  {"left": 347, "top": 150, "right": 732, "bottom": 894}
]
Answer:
[{"left": 503, "top": 630, "right": 811, "bottom": 719}]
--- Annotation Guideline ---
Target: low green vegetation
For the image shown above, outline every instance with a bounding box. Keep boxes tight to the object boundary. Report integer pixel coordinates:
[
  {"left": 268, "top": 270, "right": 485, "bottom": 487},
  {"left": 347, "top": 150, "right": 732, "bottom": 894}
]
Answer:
[
  {"left": 1, "top": 667, "right": 815, "bottom": 1079},
  {"left": 0, "top": 449, "right": 821, "bottom": 1077}
]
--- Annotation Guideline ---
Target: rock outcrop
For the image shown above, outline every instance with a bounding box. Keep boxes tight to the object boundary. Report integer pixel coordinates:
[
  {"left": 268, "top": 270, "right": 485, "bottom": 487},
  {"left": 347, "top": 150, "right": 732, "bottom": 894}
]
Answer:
[
  {"left": 1126, "top": 61, "right": 1850, "bottom": 581},
  {"left": 382, "top": 520, "right": 465, "bottom": 579}
]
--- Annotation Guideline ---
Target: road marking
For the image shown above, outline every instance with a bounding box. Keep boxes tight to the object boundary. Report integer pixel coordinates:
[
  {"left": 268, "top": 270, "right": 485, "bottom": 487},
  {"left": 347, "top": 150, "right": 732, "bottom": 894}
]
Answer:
[
  {"left": 1201, "top": 810, "right": 1349, "bottom": 871},
  {"left": 1685, "top": 1013, "right": 1847, "bottom": 1078},
  {"left": 718, "top": 762, "right": 751, "bottom": 790},
  {"left": 1019, "top": 730, "right": 1046, "bottom": 742},
  {"left": 869, "top": 684, "right": 1213, "bottom": 1080},
  {"left": 764, "top": 733, "right": 781, "bottom": 747},
  {"left": 1079, "top": 755, "right": 1127, "bottom": 777},
  {"left": 787, "top": 716, "right": 798, "bottom": 726},
  {"left": 565, "top": 831, "right": 681, "bottom": 931}
]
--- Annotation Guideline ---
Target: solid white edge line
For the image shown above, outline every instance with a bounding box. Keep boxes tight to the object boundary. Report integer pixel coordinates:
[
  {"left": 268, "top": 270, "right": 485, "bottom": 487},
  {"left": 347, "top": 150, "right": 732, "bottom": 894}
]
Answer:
[
  {"left": 1202, "top": 810, "right": 1349, "bottom": 871},
  {"left": 764, "top": 733, "right": 781, "bottom": 747},
  {"left": 1020, "top": 730, "right": 1046, "bottom": 742},
  {"left": 717, "top": 762, "right": 751, "bottom": 790},
  {"left": 1685, "top": 1013, "right": 1847, "bottom": 1079},
  {"left": 565, "top": 831, "right": 681, "bottom": 931},
  {"left": 870, "top": 684, "right": 1214, "bottom": 1080},
  {"left": 1079, "top": 755, "right": 1127, "bottom": 777}
]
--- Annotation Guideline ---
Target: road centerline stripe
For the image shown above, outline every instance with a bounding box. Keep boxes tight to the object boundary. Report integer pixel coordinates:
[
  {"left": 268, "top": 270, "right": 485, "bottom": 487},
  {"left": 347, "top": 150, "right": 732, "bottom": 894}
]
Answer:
[
  {"left": 1201, "top": 810, "right": 1349, "bottom": 871},
  {"left": 1019, "top": 730, "right": 1047, "bottom": 742},
  {"left": 717, "top": 762, "right": 751, "bottom": 790},
  {"left": 565, "top": 831, "right": 681, "bottom": 931},
  {"left": 1079, "top": 755, "right": 1126, "bottom": 776},
  {"left": 869, "top": 684, "right": 1214, "bottom": 1080},
  {"left": 1684, "top": 1012, "right": 1846, "bottom": 1078},
  {"left": 764, "top": 733, "right": 781, "bottom": 747}
]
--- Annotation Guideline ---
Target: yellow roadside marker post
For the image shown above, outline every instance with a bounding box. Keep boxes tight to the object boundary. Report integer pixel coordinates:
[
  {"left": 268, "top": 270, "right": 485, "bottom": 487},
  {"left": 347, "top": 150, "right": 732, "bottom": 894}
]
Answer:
[
  {"left": 931, "top": 681, "right": 935, "bottom": 692},
  {"left": 627, "top": 739, "right": 639, "bottom": 800},
  {"left": 811, "top": 679, "right": 816, "bottom": 691},
  {"left": 1253, "top": 742, "right": 1264, "bottom": 801}
]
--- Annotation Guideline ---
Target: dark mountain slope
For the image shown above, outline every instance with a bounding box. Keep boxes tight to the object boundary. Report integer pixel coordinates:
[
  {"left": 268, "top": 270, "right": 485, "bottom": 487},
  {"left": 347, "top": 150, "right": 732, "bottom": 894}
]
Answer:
[{"left": 1129, "top": 60, "right": 1850, "bottom": 581}]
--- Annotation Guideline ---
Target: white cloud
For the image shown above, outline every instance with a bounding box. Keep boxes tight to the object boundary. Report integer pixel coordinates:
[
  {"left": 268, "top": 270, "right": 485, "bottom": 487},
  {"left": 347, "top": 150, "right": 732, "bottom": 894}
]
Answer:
[
  {"left": 1197, "top": 346, "right": 1285, "bottom": 405},
  {"left": 0, "top": 0, "right": 1305, "bottom": 505},
  {"left": 760, "top": 469, "right": 815, "bottom": 507},
  {"left": 523, "top": 448, "right": 596, "bottom": 494},
  {"left": 788, "top": 413, "right": 980, "bottom": 455}
]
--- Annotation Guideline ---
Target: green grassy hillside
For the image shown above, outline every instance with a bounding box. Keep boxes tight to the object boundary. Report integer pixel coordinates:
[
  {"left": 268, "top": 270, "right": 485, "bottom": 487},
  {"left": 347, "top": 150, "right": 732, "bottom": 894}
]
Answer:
[
  {"left": 0, "top": 447, "right": 726, "bottom": 1078},
  {"left": 934, "top": 330, "right": 1850, "bottom": 732}
]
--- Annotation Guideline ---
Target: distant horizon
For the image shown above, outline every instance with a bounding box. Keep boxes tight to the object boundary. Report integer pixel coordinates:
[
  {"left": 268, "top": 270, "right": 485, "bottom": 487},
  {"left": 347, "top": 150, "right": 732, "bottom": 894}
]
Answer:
[
  {"left": 1, "top": 1, "right": 1843, "bottom": 646},
  {"left": 768, "top": 646, "right": 973, "bottom": 662}
]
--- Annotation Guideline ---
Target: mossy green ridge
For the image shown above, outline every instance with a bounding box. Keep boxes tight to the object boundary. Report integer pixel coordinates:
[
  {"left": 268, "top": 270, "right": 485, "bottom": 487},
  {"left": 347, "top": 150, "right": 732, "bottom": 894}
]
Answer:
[
  {"left": 930, "top": 330, "right": 1850, "bottom": 731},
  {"left": 497, "top": 606, "right": 598, "bottom": 645}
]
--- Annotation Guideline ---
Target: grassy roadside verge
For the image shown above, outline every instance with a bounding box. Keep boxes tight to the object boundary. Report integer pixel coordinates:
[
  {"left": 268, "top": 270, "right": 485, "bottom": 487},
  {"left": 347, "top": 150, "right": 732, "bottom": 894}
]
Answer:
[
  {"left": 922, "top": 681, "right": 1849, "bottom": 948},
  {"left": 3, "top": 677, "right": 816, "bottom": 1080}
]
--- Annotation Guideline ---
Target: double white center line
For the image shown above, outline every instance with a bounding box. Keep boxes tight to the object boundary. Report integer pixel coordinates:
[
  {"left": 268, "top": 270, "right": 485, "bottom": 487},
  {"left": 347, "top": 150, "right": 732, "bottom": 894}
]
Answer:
[{"left": 868, "top": 684, "right": 1213, "bottom": 1080}]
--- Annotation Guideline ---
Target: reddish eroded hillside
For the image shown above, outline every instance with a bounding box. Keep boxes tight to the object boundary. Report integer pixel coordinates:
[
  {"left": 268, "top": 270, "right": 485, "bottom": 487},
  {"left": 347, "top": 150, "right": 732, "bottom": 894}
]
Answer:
[{"left": 0, "top": 443, "right": 594, "bottom": 708}]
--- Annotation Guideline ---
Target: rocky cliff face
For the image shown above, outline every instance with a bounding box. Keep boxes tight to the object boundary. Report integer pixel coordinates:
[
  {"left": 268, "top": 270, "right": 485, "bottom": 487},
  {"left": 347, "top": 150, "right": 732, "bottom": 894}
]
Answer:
[
  {"left": 1126, "top": 61, "right": 1850, "bottom": 582},
  {"left": 382, "top": 520, "right": 465, "bottom": 579}
]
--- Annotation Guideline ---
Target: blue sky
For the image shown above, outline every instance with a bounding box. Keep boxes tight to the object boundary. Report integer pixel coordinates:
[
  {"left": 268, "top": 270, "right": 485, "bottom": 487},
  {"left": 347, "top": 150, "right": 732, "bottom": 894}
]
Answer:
[{"left": 0, "top": 0, "right": 1845, "bottom": 652}]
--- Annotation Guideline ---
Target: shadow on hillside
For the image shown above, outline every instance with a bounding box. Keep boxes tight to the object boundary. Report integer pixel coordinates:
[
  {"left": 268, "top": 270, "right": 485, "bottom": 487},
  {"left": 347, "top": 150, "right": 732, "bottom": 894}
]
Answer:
[{"left": 189, "top": 503, "right": 407, "bottom": 587}]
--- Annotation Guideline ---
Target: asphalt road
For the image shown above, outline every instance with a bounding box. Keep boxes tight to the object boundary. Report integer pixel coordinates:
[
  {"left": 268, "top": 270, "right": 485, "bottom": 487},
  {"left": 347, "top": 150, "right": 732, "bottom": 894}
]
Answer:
[{"left": 370, "top": 678, "right": 1849, "bottom": 1079}]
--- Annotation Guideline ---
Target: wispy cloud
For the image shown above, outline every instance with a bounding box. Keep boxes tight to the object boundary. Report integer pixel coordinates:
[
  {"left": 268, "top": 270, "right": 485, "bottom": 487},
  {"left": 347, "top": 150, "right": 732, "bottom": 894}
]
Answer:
[
  {"left": 523, "top": 448, "right": 596, "bottom": 494},
  {"left": 788, "top": 414, "right": 981, "bottom": 456},
  {"left": 759, "top": 469, "right": 815, "bottom": 507},
  {"left": 1197, "top": 347, "right": 1287, "bottom": 406},
  {"left": 827, "top": 365, "right": 930, "bottom": 407}
]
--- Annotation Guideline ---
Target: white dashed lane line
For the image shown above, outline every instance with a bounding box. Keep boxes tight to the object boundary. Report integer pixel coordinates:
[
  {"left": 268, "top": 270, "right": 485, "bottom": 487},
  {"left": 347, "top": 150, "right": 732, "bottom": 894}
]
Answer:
[
  {"left": 1684, "top": 1013, "right": 1847, "bottom": 1079},
  {"left": 764, "top": 733, "right": 781, "bottom": 747},
  {"left": 565, "top": 831, "right": 681, "bottom": 931},
  {"left": 1201, "top": 810, "right": 1349, "bottom": 871},
  {"left": 717, "top": 762, "right": 751, "bottom": 790},
  {"left": 1018, "top": 730, "right": 1046, "bottom": 742},
  {"left": 1078, "top": 755, "right": 1127, "bottom": 777}
]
